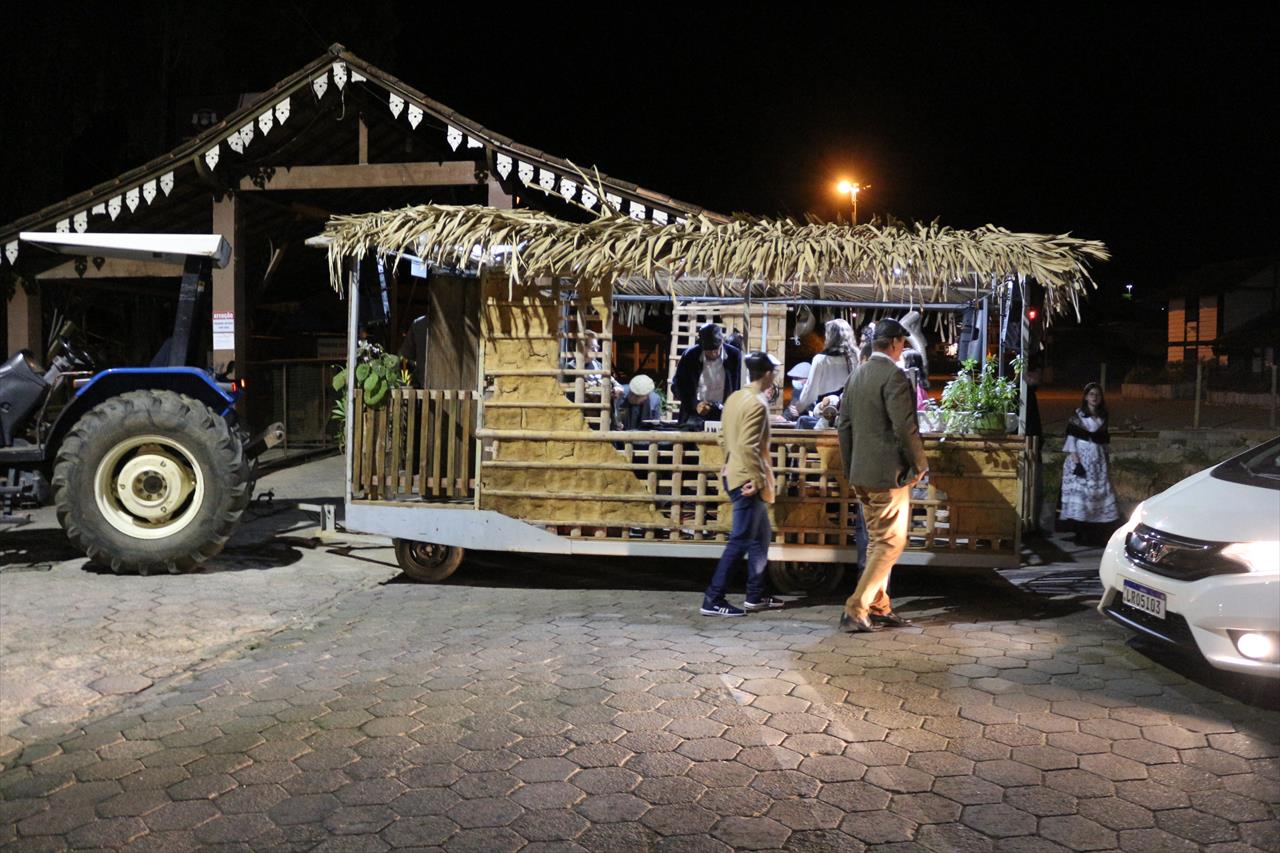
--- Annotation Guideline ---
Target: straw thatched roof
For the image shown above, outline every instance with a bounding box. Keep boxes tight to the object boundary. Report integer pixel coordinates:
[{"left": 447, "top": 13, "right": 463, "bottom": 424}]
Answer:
[{"left": 323, "top": 201, "right": 1108, "bottom": 317}]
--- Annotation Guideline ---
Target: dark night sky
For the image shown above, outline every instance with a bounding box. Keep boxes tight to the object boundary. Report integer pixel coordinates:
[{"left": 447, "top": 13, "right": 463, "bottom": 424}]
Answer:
[{"left": 3, "top": 3, "right": 1277, "bottom": 302}]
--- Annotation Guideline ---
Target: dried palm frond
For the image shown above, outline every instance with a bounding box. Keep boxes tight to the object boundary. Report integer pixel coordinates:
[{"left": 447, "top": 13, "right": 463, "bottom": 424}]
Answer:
[{"left": 323, "top": 193, "right": 1108, "bottom": 317}]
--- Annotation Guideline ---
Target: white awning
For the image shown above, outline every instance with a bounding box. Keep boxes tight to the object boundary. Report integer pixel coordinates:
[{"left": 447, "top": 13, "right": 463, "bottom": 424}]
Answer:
[{"left": 19, "top": 232, "right": 231, "bottom": 269}]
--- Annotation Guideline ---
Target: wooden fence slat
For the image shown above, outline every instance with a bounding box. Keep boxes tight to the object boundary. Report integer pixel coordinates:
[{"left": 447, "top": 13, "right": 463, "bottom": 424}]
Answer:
[
  {"left": 402, "top": 390, "right": 416, "bottom": 496},
  {"left": 362, "top": 409, "right": 375, "bottom": 496},
  {"left": 445, "top": 391, "right": 458, "bottom": 498},
  {"left": 430, "top": 391, "right": 444, "bottom": 495},
  {"left": 351, "top": 390, "right": 365, "bottom": 494},
  {"left": 417, "top": 391, "right": 430, "bottom": 497},
  {"left": 460, "top": 392, "right": 474, "bottom": 493},
  {"left": 389, "top": 389, "right": 403, "bottom": 498}
]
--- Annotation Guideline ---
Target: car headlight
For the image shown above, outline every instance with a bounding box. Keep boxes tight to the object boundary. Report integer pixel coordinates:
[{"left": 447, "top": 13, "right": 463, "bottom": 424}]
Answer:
[
  {"left": 1221, "top": 541, "right": 1280, "bottom": 574},
  {"left": 1121, "top": 503, "right": 1145, "bottom": 534}
]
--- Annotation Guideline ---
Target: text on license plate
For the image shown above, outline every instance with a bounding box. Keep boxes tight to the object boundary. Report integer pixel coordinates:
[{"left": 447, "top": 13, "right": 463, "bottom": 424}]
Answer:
[{"left": 1123, "top": 580, "right": 1166, "bottom": 619}]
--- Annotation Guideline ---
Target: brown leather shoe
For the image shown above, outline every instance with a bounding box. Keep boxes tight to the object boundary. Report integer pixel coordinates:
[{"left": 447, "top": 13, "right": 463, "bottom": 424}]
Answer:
[{"left": 839, "top": 613, "right": 877, "bottom": 633}]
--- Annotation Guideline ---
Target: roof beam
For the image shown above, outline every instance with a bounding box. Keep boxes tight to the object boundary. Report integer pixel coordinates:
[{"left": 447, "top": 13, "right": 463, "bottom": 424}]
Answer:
[{"left": 237, "top": 161, "right": 480, "bottom": 192}]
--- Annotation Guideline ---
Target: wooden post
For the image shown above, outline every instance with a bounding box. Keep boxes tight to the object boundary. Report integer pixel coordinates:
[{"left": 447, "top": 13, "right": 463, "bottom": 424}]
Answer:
[
  {"left": 1193, "top": 359, "right": 1203, "bottom": 429},
  {"left": 211, "top": 195, "right": 246, "bottom": 394},
  {"left": 5, "top": 283, "right": 42, "bottom": 358},
  {"left": 1271, "top": 363, "right": 1277, "bottom": 430}
]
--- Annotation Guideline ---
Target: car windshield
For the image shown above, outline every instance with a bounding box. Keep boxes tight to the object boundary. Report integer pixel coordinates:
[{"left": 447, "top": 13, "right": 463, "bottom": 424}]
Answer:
[{"left": 1211, "top": 436, "right": 1280, "bottom": 491}]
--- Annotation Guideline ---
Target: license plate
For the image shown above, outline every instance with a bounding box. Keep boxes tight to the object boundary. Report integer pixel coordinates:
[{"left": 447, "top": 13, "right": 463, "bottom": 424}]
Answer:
[{"left": 1122, "top": 580, "right": 1166, "bottom": 619}]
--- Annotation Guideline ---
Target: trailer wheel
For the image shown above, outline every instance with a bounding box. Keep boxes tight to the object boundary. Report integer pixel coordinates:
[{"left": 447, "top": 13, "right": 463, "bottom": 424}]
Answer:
[
  {"left": 393, "top": 538, "right": 464, "bottom": 582},
  {"left": 768, "top": 561, "right": 846, "bottom": 596},
  {"left": 52, "top": 390, "right": 250, "bottom": 575}
]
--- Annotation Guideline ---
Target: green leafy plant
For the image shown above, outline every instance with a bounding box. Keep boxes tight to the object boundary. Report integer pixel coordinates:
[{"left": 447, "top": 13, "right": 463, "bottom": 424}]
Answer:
[
  {"left": 939, "top": 357, "right": 1022, "bottom": 433},
  {"left": 330, "top": 341, "right": 407, "bottom": 446}
]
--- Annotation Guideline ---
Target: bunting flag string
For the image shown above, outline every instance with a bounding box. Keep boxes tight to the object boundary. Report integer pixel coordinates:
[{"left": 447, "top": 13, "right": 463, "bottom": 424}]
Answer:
[
  {"left": 5, "top": 242, "right": 17, "bottom": 265},
  {"left": 466, "top": 136, "right": 483, "bottom": 149},
  {"left": 559, "top": 178, "right": 576, "bottom": 201},
  {"left": 629, "top": 202, "right": 646, "bottom": 221},
  {"left": 108, "top": 196, "right": 122, "bottom": 220},
  {"left": 580, "top": 188, "right": 598, "bottom": 209},
  {"left": 496, "top": 153, "right": 512, "bottom": 180},
  {"left": 275, "top": 97, "right": 290, "bottom": 124},
  {"left": 227, "top": 132, "right": 244, "bottom": 154},
  {"left": 332, "top": 62, "right": 348, "bottom": 89},
  {"left": 388, "top": 93, "right": 404, "bottom": 119},
  {"left": 91, "top": 203, "right": 106, "bottom": 215},
  {"left": 73, "top": 212, "right": 88, "bottom": 233},
  {"left": 446, "top": 126, "right": 463, "bottom": 151},
  {"left": 142, "top": 179, "right": 157, "bottom": 204},
  {"left": 160, "top": 172, "right": 174, "bottom": 196},
  {"left": 653, "top": 210, "right": 669, "bottom": 225},
  {"left": 517, "top": 162, "right": 534, "bottom": 185},
  {"left": 125, "top": 188, "right": 140, "bottom": 213},
  {"left": 407, "top": 104, "right": 423, "bottom": 128},
  {"left": 538, "top": 169, "right": 555, "bottom": 191},
  {"left": 350, "top": 69, "right": 367, "bottom": 83},
  {"left": 605, "top": 193, "right": 623, "bottom": 211},
  {"left": 56, "top": 219, "right": 69, "bottom": 233},
  {"left": 312, "top": 74, "right": 328, "bottom": 100},
  {"left": 258, "top": 109, "right": 274, "bottom": 135},
  {"left": 204, "top": 145, "right": 220, "bottom": 170}
]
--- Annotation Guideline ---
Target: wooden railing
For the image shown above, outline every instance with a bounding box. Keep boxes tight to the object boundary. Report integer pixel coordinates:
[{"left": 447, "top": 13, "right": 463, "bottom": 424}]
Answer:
[{"left": 351, "top": 389, "right": 478, "bottom": 501}]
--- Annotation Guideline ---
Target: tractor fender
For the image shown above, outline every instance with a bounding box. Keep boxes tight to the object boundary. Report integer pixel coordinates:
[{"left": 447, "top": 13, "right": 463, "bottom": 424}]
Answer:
[{"left": 45, "top": 368, "right": 239, "bottom": 460}]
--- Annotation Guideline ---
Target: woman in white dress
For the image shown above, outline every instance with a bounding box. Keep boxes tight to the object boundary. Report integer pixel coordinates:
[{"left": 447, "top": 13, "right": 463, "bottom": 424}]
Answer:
[
  {"left": 793, "top": 319, "right": 857, "bottom": 424},
  {"left": 1059, "top": 382, "right": 1120, "bottom": 542}
]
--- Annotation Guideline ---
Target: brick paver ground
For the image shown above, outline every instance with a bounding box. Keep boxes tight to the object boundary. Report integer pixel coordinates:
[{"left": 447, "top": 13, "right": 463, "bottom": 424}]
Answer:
[{"left": 2, "top": 458, "right": 1278, "bottom": 851}]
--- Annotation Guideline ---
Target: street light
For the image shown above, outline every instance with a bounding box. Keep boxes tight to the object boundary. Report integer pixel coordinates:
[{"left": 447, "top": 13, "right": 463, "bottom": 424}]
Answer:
[{"left": 836, "top": 180, "right": 869, "bottom": 225}]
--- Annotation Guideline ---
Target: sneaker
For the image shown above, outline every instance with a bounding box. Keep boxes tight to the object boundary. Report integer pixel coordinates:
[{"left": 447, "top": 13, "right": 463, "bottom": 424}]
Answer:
[
  {"left": 700, "top": 602, "right": 746, "bottom": 617},
  {"left": 744, "top": 596, "right": 785, "bottom": 611}
]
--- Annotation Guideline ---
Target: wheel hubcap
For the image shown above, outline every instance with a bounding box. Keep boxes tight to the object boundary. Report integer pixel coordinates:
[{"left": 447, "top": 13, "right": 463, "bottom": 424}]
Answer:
[{"left": 95, "top": 435, "right": 205, "bottom": 540}]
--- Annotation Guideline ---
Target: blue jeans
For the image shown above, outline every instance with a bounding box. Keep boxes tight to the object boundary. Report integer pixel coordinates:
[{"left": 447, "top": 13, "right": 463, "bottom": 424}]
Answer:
[{"left": 703, "top": 485, "right": 771, "bottom": 606}]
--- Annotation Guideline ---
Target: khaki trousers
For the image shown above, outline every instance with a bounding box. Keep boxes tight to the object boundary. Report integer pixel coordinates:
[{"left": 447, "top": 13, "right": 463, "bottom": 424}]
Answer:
[{"left": 844, "top": 485, "right": 911, "bottom": 619}]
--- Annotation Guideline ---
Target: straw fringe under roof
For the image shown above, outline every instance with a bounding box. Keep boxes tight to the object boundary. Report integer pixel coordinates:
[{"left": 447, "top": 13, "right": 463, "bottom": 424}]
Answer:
[{"left": 323, "top": 203, "right": 1108, "bottom": 317}]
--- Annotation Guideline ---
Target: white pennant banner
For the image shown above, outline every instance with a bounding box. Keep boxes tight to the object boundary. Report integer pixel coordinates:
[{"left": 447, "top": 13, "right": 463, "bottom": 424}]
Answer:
[
  {"left": 388, "top": 93, "right": 404, "bottom": 119},
  {"left": 204, "top": 145, "right": 220, "bottom": 170},
  {"left": 605, "top": 192, "right": 623, "bottom": 211},
  {"left": 538, "top": 169, "right": 555, "bottom": 191},
  {"left": 258, "top": 110, "right": 274, "bottom": 135},
  {"left": 350, "top": 69, "right": 366, "bottom": 83},
  {"left": 517, "top": 161, "right": 534, "bottom": 185},
  {"left": 629, "top": 202, "right": 646, "bottom": 221},
  {"left": 125, "top": 188, "right": 140, "bottom": 212},
  {"left": 559, "top": 178, "right": 576, "bottom": 201},
  {"left": 466, "top": 135, "right": 483, "bottom": 149},
  {"left": 407, "top": 104, "right": 423, "bottom": 129},
  {"left": 495, "top": 153, "right": 512, "bottom": 179},
  {"left": 4, "top": 241, "right": 16, "bottom": 265},
  {"left": 142, "top": 179, "right": 157, "bottom": 204},
  {"left": 446, "top": 126, "right": 463, "bottom": 151},
  {"left": 676, "top": 217, "right": 688, "bottom": 226},
  {"left": 160, "top": 172, "right": 174, "bottom": 196},
  {"left": 73, "top": 212, "right": 88, "bottom": 233},
  {"left": 653, "top": 210, "right": 669, "bottom": 225},
  {"left": 108, "top": 196, "right": 122, "bottom": 220},
  {"left": 312, "top": 74, "right": 328, "bottom": 99},
  {"left": 56, "top": 219, "right": 70, "bottom": 233},
  {"left": 226, "top": 132, "right": 244, "bottom": 154},
  {"left": 238, "top": 123, "right": 254, "bottom": 148},
  {"left": 91, "top": 203, "right": 106, "bottom": 215},
  {"left": 275, "top": 97, "right": 290, "bottom": 124},
  {"left": 580, "top": 188, "right": 598, "bottom": 208},
  {"left": 332, "top": 62, "right": 348, "bottom": 89}
]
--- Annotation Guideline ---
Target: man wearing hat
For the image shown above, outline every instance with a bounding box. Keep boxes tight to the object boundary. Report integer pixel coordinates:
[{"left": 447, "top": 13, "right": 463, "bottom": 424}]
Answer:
[
  {"left": 836, "top": 318, "right": 929, "bottom": 633},
  {"left": 673, "top": 323, "right": 743, "bottom": 423},
  {"left": 614, "top": 374, "right": 661, "bottom": 431},
  {"left": 702, "top": 351, "right": 786, "bottom": 617}
]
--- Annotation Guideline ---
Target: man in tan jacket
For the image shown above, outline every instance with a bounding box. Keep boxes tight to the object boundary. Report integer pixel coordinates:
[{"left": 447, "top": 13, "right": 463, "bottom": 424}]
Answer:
[
  {"left": 701, "top": 351, "right": 785, "bottom": 617},
  {"left": 836, "top": 319, "right": 929, "bottom": 632}
]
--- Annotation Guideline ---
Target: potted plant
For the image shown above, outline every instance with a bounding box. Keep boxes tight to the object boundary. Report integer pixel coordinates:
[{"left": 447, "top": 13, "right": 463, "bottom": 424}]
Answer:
[
  {"left": 939, "top": 356, "right": 1022, "bottom": 434},
  {"left": 330, "top": 341, "right": 409, "bottom": 447}
]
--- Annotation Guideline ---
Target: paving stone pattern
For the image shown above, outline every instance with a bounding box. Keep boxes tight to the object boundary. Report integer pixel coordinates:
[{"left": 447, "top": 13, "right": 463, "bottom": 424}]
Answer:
[{"left": 3, "top": 566, "right": 1278, "bottom": 851}]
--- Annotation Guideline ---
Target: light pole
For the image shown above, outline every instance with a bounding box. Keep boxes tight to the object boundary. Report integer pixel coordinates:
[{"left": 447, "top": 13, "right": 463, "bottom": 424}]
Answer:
[{"left": 836, "top": 180, "right": 869, "bottom": 224}]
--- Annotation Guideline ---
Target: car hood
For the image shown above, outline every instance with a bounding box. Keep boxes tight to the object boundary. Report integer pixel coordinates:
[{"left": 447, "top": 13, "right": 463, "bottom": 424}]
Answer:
[{"left": 1138, "top": 468, "right": 1280, "bottom": 543}]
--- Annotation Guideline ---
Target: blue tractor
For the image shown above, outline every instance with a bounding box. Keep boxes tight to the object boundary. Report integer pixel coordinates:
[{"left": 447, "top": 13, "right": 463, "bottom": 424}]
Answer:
[{"left": 1, "top": 233, "right": 281, "bottom": 574}]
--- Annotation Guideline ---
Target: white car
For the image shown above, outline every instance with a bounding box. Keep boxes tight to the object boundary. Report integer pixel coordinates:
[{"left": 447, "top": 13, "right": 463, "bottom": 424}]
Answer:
[{"left": 1098, "top": 436, "right": 1280, "bottom": 677}]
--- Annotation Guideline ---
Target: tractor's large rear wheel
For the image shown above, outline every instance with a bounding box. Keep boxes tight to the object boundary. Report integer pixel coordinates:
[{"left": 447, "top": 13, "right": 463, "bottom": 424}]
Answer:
[{"left": 52, "top": 390, "right": 250, "bottom": 574}]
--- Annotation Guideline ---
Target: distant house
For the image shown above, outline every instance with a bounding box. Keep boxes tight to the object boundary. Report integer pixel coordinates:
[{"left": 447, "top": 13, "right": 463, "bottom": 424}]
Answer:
[{"left": 1167, "top": 259, "right": 1278, "bottom": 370}]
